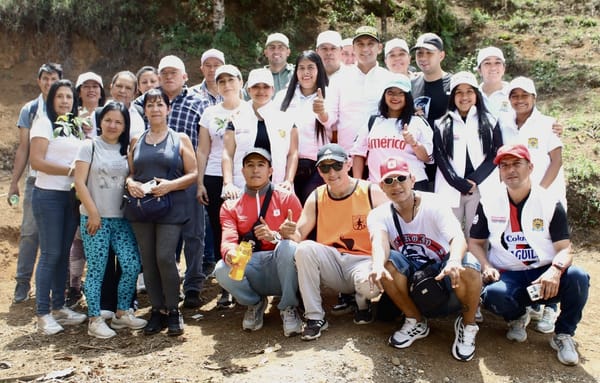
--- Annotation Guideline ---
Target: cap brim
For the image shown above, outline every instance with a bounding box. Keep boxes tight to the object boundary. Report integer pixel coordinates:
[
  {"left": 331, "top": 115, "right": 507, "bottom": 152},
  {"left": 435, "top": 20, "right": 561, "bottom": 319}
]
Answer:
[
  {"left": 380, "top": 170, "right": 410, "bottom": 180},
  {"left": 316, "top": 155, "right": 347, "bottom": 166},
  {"left": 411, "top": 43, "right": 439, "bottom": 52}
]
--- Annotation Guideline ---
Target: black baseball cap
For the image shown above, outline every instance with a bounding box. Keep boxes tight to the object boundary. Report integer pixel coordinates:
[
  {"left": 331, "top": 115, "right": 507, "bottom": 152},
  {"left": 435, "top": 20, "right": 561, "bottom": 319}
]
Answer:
[
  {"left": 316, "top": 143, "right": 348, "bottom": 166},
  {"left": 411, "top": 32, "right": 444, "bottom": 52}
]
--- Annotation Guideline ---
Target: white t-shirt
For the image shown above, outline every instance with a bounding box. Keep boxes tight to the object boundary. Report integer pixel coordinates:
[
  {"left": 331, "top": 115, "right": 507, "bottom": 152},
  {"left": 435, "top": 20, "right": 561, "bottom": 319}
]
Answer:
[
  {"left": 367, "top": 193, "right": 464, "bottom": 265},
  {"left": 199, "top": 102, "right": 245, "bottom": 177},
  {"left": 30, "top": 116, "right": 85, "bottom": 191},
  {"left": 129, "top": 105, "right": 146, "bottom": 140},
  {"left": 75, "top": 137, "right": 129, "bottom": 218},
  {"left": 351, "top": 115, "right": 433, "bottom": 182}
]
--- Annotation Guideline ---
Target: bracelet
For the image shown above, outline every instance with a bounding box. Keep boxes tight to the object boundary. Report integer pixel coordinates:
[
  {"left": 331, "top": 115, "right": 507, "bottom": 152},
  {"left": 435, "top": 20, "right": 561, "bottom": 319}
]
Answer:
[{"left": 270, "top": 231, "right": 282, "bottom": 244}]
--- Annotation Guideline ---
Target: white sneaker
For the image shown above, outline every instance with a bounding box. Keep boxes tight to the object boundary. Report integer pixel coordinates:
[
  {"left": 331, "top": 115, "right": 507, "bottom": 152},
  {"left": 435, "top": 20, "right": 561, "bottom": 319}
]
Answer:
[
  {"left": 88, "top": 317, "right": 116, "bottom": 339},
  {"left": 475, "top": 305, "right": 484, "bottom": 323},
  {"left": 506, "top": 312, "right": 530, "bottom": 342},
  {"left": 100, "top": 310, "right": 115, "bottom": 320},
  {"left": 550, "top": 334, "right": 579, "bottom": 365},
  {"left": 242, "top": 297, "right": 267, "bottom": 331},
  {"left": 38, "top": 314, "right": 64, "bottom": 335},
  {"left": 452, "top": 316, "right": 479, "bottom": 361},
  {"left": 281, "top": 306, "right": 302, "bottom": 337},
  {"left": 527, "top": 305, "right": 544, "bottom": 321},
  {"left": 535, "top": 306, "right": 557, "bottom": 334},
  {"left": 388, "top": 318, "right": 429, "bottom": 349},
  {"left": 52, "top": 307, "right": 87, "bottom": 326},
  {"left": 136, "top": 273, "right": 146, "bottom": 294},
  {"left": 110, "top": 309, "right": 148, "bottom": 330}
]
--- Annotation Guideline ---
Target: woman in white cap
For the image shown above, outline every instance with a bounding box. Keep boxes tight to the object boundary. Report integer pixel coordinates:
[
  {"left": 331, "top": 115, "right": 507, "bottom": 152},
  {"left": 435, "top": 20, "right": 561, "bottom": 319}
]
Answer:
[
  {"left": 351, "top": 74, "right": 432, "bottom": 190},
  {"left": 221, "top": 66, "right": 298, "bottom": 198},
  {"left": 384, "top": 38, "right": 413, "bottom": 77},
  {"left": 433, "top": 71, "right": 503, "bottom": 238},
  {"left": 276, "top": 50, "right": 331, "bottom": 204}
]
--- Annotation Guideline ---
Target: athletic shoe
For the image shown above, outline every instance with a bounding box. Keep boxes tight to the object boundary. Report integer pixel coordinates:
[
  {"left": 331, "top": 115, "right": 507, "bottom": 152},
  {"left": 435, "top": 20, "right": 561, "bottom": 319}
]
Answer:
[
  {"left": 100, "top": 310, "right": 115, "bottom": 320},
  {"left": 331, "top": 293, "right": 356, "bottom": 316},
  {"left": 183, "top": 290, "right": 203, "bottom": 309},
  {"left": 242, "top": 297, "right": 267, "bottom": 331},
  {"left": 301, "top": 318, "right": 329, "bottom": 341},
  {"left": 136, "top": 273, "right": 146, "bottom": 294},
  {"left": 88, "top": 317, "right": 116, "bottom": 339},
  {"left": 550, "top": 334, "right": 579, "bottom": 366},
  {"left": 475, "top": 305, "right": 484, "bottom": 323},
  {"left": 167, "top": 309, "right": 184, "bottom": 336},
  {"left": 388, "top": 318, "right": 429, "bottom": 349},
  {"left": 452, "top": 316, "right": 479, "bottom": 361},
  {"left": 281, "top": 306, "right": 303, "bottom": 337},
  {"left": 52, "top": 307, "right": 87, "bottom": 326},
  {"left": 216, "top": 290, "right": 234, "bottom": 309},
  {"left": 38, "top": 314, "right": 64, "bottom": 335},
  {"left": 535, "top": 306, "right": 557, "bottom": 334},
  {"left": 110, "top": 309, "right": 147, "bottom": 330},
  {"left": 144, "top": 309, "right": 168, "bottom": 335},
  {"left": 527, "top": 305, "right": 544, "bottom": 321},
  {"left": 13, "top": 282, "right": 30, "bottom": 304},
  {"left": 353, "top": 304, "right": 374, "bottom": 325},
  {"left": 506, "top": 312, "right": 530, "bottom": 342}
]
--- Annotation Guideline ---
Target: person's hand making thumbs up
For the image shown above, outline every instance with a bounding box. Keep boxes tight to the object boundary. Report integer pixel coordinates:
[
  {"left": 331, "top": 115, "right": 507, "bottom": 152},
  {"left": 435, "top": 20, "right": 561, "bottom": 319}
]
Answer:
[
  {"left": 312, "top": 88, "right": 328, "bottom": 122},
  {"left": 279, "top": 209, "right": 297, "bottom": 239},
  {"left": 402, "top": 123, "right": 418, "bottom": 147}
]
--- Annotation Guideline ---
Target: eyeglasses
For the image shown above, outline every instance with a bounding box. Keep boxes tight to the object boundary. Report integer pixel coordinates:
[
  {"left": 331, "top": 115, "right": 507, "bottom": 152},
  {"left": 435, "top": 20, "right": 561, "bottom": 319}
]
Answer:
[
  {"left": 382, "top": 175, "right": 408, "bottom": 185},
  {"left": 317, "top": 161, "right": 344, "bottom": 173}
]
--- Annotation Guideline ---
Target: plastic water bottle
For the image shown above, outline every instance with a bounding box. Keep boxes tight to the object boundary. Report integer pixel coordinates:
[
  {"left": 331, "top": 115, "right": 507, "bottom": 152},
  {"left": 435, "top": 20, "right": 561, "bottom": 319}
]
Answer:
[
  {"left": 229, "top": 241, "right": 254, "bottom": 281},
  {"left": 9, "top": 194, "right": 19, "bottom": 207}
]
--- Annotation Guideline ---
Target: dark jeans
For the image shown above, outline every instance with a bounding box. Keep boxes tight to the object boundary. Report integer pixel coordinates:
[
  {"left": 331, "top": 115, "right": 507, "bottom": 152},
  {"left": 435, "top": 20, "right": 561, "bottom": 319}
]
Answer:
[{"left": 294, "top": 159, "right": 324, "bottom": 205}]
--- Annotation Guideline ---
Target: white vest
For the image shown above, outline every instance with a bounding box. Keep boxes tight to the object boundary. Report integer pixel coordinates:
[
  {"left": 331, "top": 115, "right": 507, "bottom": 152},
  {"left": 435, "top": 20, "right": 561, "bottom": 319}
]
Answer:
[{"left": 480, "top": 184, "right": 559, "bottom": 271}]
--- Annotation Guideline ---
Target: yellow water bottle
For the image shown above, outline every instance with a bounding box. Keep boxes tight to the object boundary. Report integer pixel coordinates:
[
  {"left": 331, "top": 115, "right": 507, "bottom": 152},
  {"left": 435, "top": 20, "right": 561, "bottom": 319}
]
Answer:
[{"left": 229, "top": 241, "right": 254, "bottom": 281}]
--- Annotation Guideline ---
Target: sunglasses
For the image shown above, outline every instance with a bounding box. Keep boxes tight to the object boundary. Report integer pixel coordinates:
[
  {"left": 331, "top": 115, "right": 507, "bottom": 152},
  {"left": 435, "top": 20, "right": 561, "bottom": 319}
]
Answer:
[
  {"left": 317, "top": 161, "right": 344, "bottom": 173},
  {"left": 382, "top": 175, "right": 409, "bottom": 185}
]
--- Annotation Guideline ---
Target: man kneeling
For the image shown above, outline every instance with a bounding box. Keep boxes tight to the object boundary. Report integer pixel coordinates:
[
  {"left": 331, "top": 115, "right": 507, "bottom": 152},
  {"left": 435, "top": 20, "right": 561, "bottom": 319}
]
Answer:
[
  {"left": 368, "top": 157, "right": 482, "bottom": 361},
  {"left": 215, "top": 148, "right": 303, "bottom": 337}
]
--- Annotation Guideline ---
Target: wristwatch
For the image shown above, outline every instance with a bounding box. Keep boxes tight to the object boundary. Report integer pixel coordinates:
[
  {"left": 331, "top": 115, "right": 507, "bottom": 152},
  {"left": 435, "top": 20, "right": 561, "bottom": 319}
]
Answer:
[{"left": 270, "top": 232, "right": 282, "bottom": 244}]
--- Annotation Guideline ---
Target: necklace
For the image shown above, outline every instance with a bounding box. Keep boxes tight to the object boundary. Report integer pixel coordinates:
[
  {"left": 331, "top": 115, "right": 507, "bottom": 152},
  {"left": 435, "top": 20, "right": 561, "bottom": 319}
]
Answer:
[
  {"left": 394, "top": 191, "right": 417, "bottom": 222},
  {"left": 147, "top": 129, "right": 166, "bottom": 147}
]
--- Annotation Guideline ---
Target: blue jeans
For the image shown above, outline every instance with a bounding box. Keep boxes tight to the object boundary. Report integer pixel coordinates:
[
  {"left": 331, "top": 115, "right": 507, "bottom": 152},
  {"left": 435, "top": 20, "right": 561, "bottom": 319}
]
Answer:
[
  {"left": 215, "top": 240, "right": 299, "bottom": 309},
  {"left": 181, "top": 185, "right": 206, "bottom": 293},
  {"left": 15, "top": 177, "right": 40, "bottom": 286},
  {"left": 32, "top": 187, "right": 79, "bottom": 315},
  {"left": 388, "top": 250, "right": 481, "bottom": 317},
  {"left": 80, "top": 216, "right": 141, "bottom": 317},
  {"left": 203, "top": 210, "right": 215, "bottom": 264},
  {"left": 482, "top": 265, "right": 590, "bottom": 335}
]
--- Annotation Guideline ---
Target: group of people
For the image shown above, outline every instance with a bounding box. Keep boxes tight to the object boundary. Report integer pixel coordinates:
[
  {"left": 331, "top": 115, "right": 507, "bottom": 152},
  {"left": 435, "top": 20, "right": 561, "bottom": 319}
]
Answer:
[{"left": 8, "top": 25, "right": 589, "bottom": 366}]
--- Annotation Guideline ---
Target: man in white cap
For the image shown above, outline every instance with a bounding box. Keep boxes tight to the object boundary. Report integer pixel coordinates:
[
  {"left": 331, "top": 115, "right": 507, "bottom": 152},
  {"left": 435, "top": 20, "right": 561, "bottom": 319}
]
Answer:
[
  {"left": 155, "top": 54, "right": 207, "bottom": 309},
  {"left": 341, "top": 38, "right": 356, "bottom": 65},
  {"left": 384, "top": 38, "right": 412, "bottom": 76},
  {"left": 263, "top": 33, "right": 294, "bottom": 94},
  {"left": 315, "top": 30, "right": 345, "bottom": 79},
  {"left": 191, "top": 48, "right": 225, "bottom": 106},
  {"left": 324, "top": 26, "right": 391, "bottom": 153}
]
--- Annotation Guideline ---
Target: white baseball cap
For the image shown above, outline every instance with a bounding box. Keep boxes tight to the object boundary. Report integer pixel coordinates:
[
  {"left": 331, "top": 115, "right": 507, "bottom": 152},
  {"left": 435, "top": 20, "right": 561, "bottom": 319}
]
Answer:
[
  {"left": 477, "top": 46, "right": 505, "bottom": 68},
  {"left": 201, "top": 48, "right": 225, "bottom": 65},
  {"left": 450, "top": 71, "right": 479, "bottom": 92},
  {"left": 341, "top": 38, "right": 353, "bottom": 47},
  {"left": 266, "top": 33, "right": 289, "bottom": 47},
  {"left": 158, "top": 55, "right": 186, "bottom": 73},
  {"left": 384, "top": 38, "right": 410, "bottom": 56},
  {"left": 247, "top": 68, "right": 274, "bottom": 88},
  {"left": 215, "top": 64, "right": 242, "bottom": 81},
  {"left": 508, "top": 76, "right": 537, "bottom": 96},
  {"left": 76, "top": 72, "right": 103, "bottom": 88},
  {"left": 317, "top": 30, "right": 342, "bottom": 48}
]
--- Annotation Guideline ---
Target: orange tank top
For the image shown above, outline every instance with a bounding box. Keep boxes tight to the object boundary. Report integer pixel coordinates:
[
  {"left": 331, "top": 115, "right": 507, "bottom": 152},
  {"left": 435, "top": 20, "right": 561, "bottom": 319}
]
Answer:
[{"left": 316, "top": 179, "right": 372, "bottom": 255}]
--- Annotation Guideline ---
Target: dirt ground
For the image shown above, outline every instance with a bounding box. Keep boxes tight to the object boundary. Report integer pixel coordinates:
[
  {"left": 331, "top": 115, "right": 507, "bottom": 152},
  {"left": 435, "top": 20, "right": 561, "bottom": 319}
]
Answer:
[{"left": 0, "top": 188, "right": 598, "bottom": 383}]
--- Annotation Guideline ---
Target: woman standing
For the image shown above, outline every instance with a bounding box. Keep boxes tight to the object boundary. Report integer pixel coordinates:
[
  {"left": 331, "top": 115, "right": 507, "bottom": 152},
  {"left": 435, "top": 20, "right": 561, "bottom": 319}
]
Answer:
[
  {"left": 220, "top": 66, "right": 298, "bottom": 199},
  {"left": 351, "top": 75, "right": 432, "bottom": 189},
  {"left": 277, "top": 51, "right": 330, "bottom": 204},
  {"left": 434, "top": 71, "right": 503, "bottom": 237},
  {"left": 126, "top": 88, "right": 197, "bottom": 336},
  {"left": 74, "top": 102, "right": 147, "bottom": 339},
  {"left": 136, "top": 66, "right": 159, "bottom": 96},
  {"left": 30, "top": 79, "right": 87, "bottom": 335}
]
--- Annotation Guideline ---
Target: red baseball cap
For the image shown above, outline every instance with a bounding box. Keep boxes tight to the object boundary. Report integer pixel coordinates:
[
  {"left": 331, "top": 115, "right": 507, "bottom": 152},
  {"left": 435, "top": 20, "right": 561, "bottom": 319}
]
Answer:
[
  {"left": 380, "top": 156, "right": 411, "bottom": 180},
  {"left": 494, "top": 144, "right": 531, "bottom": 165}
]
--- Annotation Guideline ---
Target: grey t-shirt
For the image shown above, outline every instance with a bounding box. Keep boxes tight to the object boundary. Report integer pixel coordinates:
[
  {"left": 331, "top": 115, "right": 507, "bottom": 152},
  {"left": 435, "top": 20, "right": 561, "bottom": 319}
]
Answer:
[{"left": 76, "top": 137, "right": 128, "bottom": 218}]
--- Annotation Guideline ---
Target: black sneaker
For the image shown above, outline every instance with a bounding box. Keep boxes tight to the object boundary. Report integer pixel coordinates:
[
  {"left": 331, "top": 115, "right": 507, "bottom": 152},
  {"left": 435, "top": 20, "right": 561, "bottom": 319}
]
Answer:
[
  {"left": 331, "top": 293, "right": 356, "bottom": 316},
  {"left": 353, "top": 306, "right": 374, "bottom": 325},
  {"left": 183, "top": 290, "right": 203, "bottom": 309},
  {"left": 13, "top": 282, "right": 30, "bottom": 304},
  {"left": 65, "top": 287, "right": 82, "bottom": 308},
  {"left": 167, "top": 309, "right": 184, "bottom": 336},
  {"left": 301, "top": 319, "right": 329, "bottom": 341},
  {"left": 217, "top": 290, "right": 234, "bottom": 309},
  {"left": 144, "top": 309, "right": 167, "bottom": 335}
]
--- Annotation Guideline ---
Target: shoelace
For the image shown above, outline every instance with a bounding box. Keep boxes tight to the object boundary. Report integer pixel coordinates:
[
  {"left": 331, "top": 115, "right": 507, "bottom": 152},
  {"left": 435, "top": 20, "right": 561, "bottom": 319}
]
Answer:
[{"left": 460, "top": 324, "right": 478, "bottom": 346}]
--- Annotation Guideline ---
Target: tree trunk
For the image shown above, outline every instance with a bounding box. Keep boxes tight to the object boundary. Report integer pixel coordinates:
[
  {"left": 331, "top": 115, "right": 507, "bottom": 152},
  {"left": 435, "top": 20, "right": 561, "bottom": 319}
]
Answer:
[{"left": 213, "top": 0, "right": 225, "bottom": 32}]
